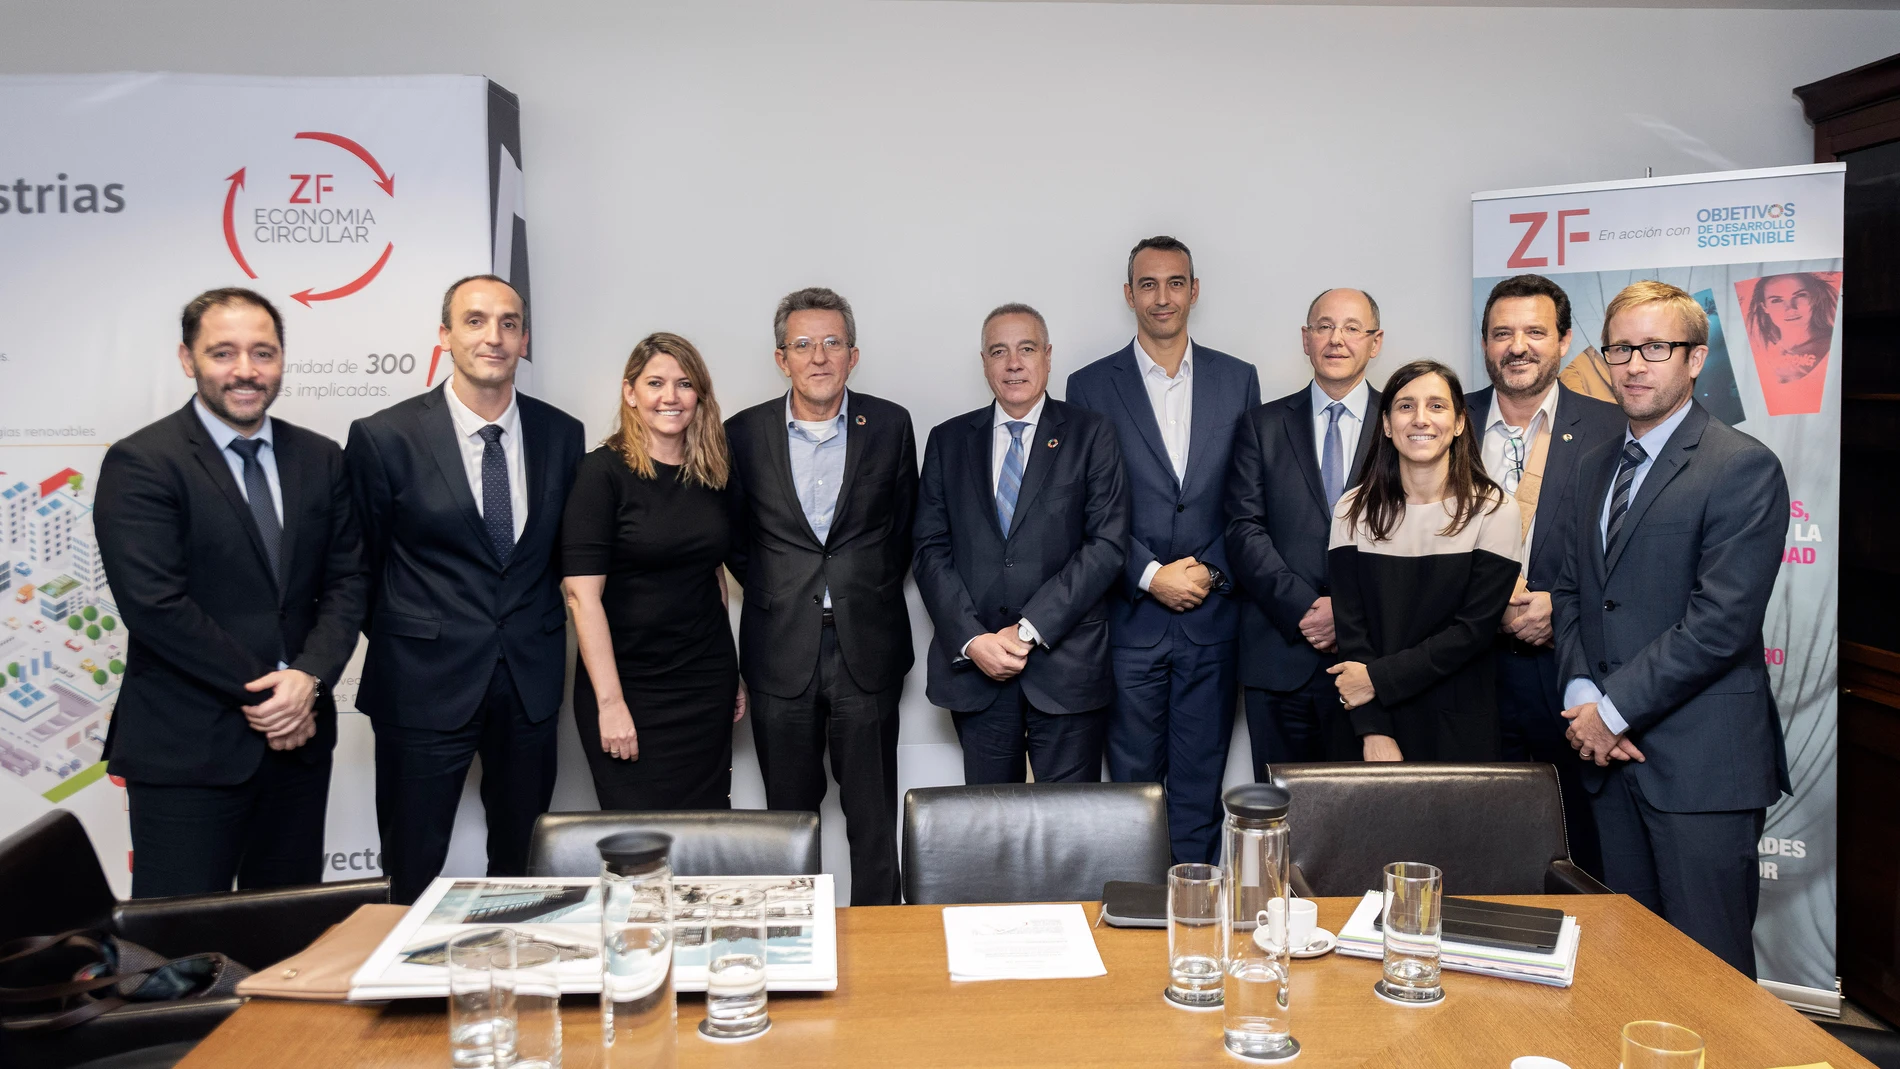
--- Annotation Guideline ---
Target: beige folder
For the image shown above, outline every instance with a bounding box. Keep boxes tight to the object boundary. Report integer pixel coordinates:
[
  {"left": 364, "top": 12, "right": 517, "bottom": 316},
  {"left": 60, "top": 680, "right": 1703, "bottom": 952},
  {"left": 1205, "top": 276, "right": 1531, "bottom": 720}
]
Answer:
[{"left": 235, "top": 904, "right": 408, "bottom": 1001}]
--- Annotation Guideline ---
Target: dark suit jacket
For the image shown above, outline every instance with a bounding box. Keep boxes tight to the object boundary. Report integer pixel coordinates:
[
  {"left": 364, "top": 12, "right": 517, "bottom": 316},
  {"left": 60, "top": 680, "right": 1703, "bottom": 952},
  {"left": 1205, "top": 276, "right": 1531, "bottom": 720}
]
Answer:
[
  {"left": 95, "top": 401, "right": 367, "bottom": 785},
  {"left": 1464, "top": 384, "right": 1625, "bottom": 593},
  {"left": 1224, "top": 383, "right": 1382, "bottom": 691},
  {"left": 345, "top": 383, "right": 584, "bottom": 730},
  {"left": 725, "top": 389, "right": 918, "bottom": 698},
  {"left": 1065, "top": 343, "right": 1260, "bottom": 648},
  {"left": 912, "top": 397, "right": 1130, "bottom": 716},
  {"left": 1552, "top": 401, "right": 1792, "bottom": 814}
]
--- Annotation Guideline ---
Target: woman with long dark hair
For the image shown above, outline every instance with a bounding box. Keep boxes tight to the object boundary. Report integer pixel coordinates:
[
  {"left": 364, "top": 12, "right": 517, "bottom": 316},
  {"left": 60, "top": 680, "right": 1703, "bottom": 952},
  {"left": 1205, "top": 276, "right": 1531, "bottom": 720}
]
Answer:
[
  {"left": 1325, "top": 360, "right": 1521, "bottom": 762},
  {"left": 560, "top": 332, "right": 745, "bottom": 809}
]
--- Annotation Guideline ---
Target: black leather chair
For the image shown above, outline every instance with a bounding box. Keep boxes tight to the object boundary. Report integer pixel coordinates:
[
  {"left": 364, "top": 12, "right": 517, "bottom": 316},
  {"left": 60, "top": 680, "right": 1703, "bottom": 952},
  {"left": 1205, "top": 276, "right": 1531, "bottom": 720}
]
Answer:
[
  {"left": 0, "top": 810, "right": 386, "bottom": 1069},
  {"left": 526, "top": 811, "right": 822, "bottom": 878},
  {"left": 1266, "top": 763, "right": 1610, "bottom": 897},
  {"left": 902, "top": 783, "right": 1171, "bottom": 905},
  {"left": 1819, "top": 1021, "right": 1900, "bottom": 1069}
]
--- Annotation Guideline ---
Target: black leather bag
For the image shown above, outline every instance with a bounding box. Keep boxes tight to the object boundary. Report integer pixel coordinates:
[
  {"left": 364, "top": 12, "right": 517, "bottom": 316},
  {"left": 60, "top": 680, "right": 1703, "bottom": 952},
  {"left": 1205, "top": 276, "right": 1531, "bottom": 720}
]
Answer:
[{"left": 0, "top": 930, "right": 252, "bottom": 1032}]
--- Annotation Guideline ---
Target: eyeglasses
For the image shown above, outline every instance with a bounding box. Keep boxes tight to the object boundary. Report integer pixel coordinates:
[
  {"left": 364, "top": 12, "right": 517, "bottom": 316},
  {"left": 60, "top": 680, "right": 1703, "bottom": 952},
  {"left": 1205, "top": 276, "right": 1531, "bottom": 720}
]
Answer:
[
  {"left": 1304, "top": 323, "right": 1378, "bottom": 342},
  {"left": 1602, "top": 341, "right": 1691, "bottom": 364},
  {"left": 784, "top": 337, "right": 848, "bottom": 356},
  {"left": 1501, "top": 434, "right": 1525, "bottom": 493}
]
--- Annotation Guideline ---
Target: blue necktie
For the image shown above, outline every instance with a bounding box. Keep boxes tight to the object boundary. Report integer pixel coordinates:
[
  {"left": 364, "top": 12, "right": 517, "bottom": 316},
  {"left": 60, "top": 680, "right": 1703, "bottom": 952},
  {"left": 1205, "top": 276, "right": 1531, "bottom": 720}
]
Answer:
[
  {"left": 1320, "top": 402, "right": 1347, "bottom": 509},
  {"left": 996, "top": 420, "right": 1028, "bottom": 537},
  {"left": 477, "top": 424, "right": 514, "bottom": 565},
  {"left": 1604, "top": 440, "right": 1648, "bottom": 558},
  {"left": 226, "top": 438, "right": 282, "bottom": 585}
]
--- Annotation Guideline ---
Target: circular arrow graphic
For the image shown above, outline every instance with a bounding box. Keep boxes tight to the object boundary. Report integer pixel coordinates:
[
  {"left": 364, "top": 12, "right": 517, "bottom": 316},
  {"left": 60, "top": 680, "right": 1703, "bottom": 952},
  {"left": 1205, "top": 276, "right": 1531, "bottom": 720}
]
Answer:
[
  {"left": 294, "top": 131, "right": 396, "bottom": 196},
  {"left": 220, "top": 131, "right": 397, "bottom": 304},
  {"left": 292, "top": 243, "right": 393, "bottom": 307},
  {"left": 222, "top": 168, "right": 257, "bottom": 279}
]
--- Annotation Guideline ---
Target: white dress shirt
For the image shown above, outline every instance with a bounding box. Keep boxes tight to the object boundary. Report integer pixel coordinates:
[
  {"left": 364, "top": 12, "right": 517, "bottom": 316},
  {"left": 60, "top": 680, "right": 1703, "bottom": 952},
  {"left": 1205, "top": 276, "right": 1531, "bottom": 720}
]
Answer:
[
  {"left": 1479, "top": 383, "right": 1559, "bottom": 569},
  {"left": 1309, "top": 378, "right": 1372, "bottom": 475},
  {"left": 1132, "top": 339, "right": 1195, "bottom": 594},
  {"left": 193, "top": 396, "right": 282, "bottom": 522},
  {"left": 1561, "top": 398, "right": 1695, "bottom": 735},
  {"left": 963, "top": 394, "right": 1050, "bottom": 657},
  {"left": 444, "top": 377, "right": 529, "bottom": 542}
]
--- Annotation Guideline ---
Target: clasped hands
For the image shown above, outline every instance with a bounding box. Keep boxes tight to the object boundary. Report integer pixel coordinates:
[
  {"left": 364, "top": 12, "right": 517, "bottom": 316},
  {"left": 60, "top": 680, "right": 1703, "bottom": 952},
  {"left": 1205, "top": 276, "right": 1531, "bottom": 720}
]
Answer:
[
  {"left": 1500, "top": 586, "right": 1554, "bottom": 647},
  {"left": 243, "top": 669, "right": 319, "bottom": 750},
  {"left": 1148, "top": 557, "right": 1214, "bottom": 613},
  {"left": 968, "top": 626, "right": 1033, "bottom": 682},
  {"left": 1561, "top": 701, "right": 1646, "bottom": 767}
]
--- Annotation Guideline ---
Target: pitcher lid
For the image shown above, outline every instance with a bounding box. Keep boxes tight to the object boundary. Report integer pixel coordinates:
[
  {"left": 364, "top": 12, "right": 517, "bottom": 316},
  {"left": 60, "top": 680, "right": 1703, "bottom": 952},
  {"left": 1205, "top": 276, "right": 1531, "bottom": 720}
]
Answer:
[
  {"left": 597, "top": 830, "right": 672, "bottom": 872},
  {"left": 1223, "top": 783, "right": 1290, "bottom": 821}
]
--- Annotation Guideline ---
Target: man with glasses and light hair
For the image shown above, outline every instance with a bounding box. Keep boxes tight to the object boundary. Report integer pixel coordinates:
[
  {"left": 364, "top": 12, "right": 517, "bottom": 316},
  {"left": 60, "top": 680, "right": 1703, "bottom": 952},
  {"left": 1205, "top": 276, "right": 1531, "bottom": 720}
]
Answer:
[
  {"left": 1226, "top": 288, "right": 1383, "bottom": 777},
  {"left": 1553, "top": 279, "right": 1790, "bottom": 977},
  {"left": 725, "top": 287, "right": 917, "bottom": 905},
  {"left": 1467, "top": 274, "right": 1623, "bottom": 877}
]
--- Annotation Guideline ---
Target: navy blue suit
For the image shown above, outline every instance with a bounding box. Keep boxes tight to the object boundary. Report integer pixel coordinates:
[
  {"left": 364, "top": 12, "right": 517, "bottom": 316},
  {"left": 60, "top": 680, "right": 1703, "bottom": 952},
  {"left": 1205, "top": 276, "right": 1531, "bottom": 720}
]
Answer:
[
  {"left": 1224, "top": 383, "right": 1381, "bottom": 776},
  {"left": 1066, "top": 343, "right": 1258, "bottom": 863},
  {"left": 913, "top": 397, "right": 1130, "bottom": 784},
  {"left": 1466, "top": 383, "right": 1624, "bottom": 878}
]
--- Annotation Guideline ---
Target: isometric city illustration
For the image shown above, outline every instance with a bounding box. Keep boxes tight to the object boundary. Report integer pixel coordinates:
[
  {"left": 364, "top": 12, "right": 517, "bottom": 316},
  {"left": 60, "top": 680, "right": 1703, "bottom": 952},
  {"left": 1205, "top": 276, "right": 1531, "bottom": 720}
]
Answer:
[{"left": 0, "top": 465, "right": 121, "bottom": 802}]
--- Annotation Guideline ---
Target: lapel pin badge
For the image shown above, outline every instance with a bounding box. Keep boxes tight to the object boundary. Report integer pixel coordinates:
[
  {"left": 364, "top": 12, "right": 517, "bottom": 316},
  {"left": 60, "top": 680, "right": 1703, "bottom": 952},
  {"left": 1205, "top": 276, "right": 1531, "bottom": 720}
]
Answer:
[
  {"left": 1562, "top": 433, "right": 1573, "bottom": 442},
  {"left": 1046, "top": 438, "right": 1059, "bottom": 448},
  {"left": 855, "top": 414, "right": 866, "bottom": 426}
]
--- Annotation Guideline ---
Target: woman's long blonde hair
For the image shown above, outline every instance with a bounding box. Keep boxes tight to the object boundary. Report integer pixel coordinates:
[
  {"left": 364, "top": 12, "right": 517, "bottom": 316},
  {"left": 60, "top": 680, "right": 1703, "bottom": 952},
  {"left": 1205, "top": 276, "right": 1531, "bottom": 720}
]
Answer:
[{"left": 607, "top": 332, "right": 730, "bottom": 489}]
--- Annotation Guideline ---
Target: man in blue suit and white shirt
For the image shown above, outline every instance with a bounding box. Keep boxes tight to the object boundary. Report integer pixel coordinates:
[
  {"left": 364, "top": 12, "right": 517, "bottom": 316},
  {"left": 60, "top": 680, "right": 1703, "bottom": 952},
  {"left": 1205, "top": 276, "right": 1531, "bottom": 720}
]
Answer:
[
  {"left": 914, "top": 303, "right": 1131, "bottom": 784},
  {"left": 1554, "top": 280, "right": 1790, "bottom": 977},
  {"left": 1066, "top": 237, "right": 1260, "bottom": 863},
  {"left": 1225, "top": 289, "right": 1384, "bottom": 775}
]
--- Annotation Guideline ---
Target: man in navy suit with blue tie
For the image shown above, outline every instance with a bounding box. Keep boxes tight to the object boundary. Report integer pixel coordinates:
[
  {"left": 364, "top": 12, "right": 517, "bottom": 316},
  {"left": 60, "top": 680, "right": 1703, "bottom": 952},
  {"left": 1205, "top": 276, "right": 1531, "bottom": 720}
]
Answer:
[{"left": 1066, "top": 237, "right": 1259, "bottom": 863}]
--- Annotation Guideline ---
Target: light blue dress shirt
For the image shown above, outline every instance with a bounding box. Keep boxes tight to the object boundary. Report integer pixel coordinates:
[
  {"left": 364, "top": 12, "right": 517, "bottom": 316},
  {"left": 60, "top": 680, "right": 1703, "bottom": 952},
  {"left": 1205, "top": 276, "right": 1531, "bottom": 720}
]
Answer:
[
  {"left": 193, "top": 396, "right": 282, "bottom": 522},
  {"left": 1563, "top": 398, "right": 1695, "bottom": 735},
  {"left": 787, "top": 391, "right": 849, "bottom": 609}
]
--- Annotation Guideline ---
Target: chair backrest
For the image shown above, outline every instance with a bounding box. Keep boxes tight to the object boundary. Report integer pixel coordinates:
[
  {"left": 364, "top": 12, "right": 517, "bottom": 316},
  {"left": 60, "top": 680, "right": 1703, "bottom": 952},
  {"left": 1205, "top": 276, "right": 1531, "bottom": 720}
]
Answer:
[
  {"left": 526, "top": 811, "right": 821, "bottom": 878},
  {"left": 0, "top": 810, "right": 117, "bottom": 944},
  {"left": 902, "top": 783, "right": 1171, "bottom": 905},
  {"left": 1269, "top": 763, "right": 1573, "bottom": 897}
]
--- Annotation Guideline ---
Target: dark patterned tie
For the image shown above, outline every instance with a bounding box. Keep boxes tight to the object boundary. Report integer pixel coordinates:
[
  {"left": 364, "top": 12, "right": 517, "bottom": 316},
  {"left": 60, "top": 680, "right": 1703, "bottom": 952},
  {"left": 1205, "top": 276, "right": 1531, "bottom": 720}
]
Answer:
[
  {"left": 477, "top": 424, "right": 514, "bottom": 565},
  {"left": 226, "top": 438, "right": 282, "bottom": 585},
  {"left": 1604, "top": 440, "right": 1648, "bottom": 559}
]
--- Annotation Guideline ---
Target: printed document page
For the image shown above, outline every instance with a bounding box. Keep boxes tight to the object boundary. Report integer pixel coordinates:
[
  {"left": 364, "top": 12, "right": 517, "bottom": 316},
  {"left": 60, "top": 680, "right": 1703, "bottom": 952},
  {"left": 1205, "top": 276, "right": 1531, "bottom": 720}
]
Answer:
[{"left": 941, "top": 904, "right": 1108, "bottom": 982}]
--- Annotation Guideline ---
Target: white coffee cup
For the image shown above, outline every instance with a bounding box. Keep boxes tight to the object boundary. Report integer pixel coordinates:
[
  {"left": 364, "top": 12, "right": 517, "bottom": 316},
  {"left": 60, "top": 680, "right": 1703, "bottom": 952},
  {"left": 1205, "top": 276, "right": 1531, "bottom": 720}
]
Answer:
[
  {"left": 1287, "top": 898, "right": 1318, "bottom": 949},
  {"left": 1510, "top": 1058, "right": 1572, "bottom": 1069}
]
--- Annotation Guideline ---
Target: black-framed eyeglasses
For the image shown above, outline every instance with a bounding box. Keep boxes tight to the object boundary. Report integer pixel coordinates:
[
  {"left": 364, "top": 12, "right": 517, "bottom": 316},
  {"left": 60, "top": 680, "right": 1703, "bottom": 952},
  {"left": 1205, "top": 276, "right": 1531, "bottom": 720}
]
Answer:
[{"left": 1602, "top": 341, "right": 1692, "bottom": 364}]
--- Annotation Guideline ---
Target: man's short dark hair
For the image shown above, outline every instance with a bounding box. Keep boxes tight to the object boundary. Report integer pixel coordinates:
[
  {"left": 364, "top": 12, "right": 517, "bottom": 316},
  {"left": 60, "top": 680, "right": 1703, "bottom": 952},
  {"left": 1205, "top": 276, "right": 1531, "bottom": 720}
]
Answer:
[
  {"left": 981, "top": 302, "right": 1049, "bottom": 346},
  {"left": 440, "top": 274, "right": 520, "bottom": 329},
  {"left": 774, "top": 287, "right": 857, "bottom": 349},
  {"left": 1127, "top": 235, "right": 1194, "bottom": 285},
  {"left": 1481, "top": 274, "right": 1573, "bottom": 337},
  {"left": 1305, "top": 288, "right": 1381, "bottom": 328},
  {"left": 181, "top": 288, "right": 283, "bottom": 350}
]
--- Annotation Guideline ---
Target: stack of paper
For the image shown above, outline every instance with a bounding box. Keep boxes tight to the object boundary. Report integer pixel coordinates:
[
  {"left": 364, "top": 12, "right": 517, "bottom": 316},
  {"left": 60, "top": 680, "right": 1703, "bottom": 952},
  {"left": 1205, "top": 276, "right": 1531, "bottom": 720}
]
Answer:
[
  {"left": 941, "top": 904, "right": 1108, "bottom": 982},
  {"left": 1335, "top": 891, "right": 1579, "bottom": 988}
]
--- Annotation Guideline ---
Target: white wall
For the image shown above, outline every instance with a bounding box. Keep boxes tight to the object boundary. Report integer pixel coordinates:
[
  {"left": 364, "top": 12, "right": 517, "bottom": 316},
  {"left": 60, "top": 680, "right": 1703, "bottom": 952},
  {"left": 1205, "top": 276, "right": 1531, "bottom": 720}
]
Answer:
[{"left": 6, "top": 0, "right": 1894, "bottom": 899}]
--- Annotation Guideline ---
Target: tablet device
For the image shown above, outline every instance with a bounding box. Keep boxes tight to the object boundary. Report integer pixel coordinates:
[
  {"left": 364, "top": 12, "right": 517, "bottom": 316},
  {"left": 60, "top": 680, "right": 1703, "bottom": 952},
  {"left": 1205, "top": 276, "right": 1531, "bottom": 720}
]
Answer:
[{"left": 1100, "top": 881, "right": 1168, "bottom": 928}]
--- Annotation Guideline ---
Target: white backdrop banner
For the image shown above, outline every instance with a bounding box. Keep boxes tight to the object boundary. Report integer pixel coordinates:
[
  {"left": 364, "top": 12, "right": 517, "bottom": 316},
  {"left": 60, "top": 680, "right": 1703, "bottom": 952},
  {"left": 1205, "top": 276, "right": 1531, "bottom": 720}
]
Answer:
[
  {"left": 0, "top": 73, "right": 526, "bottom": 894},
  {"left": 1472, "top": 163, "right": 1845, "bottom": 1006}
]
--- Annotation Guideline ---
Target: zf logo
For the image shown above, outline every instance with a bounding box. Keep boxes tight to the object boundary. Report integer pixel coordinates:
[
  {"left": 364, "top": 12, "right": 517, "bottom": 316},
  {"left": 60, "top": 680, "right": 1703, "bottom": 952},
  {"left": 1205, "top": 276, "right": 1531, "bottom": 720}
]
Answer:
[{"left": 1507, "top": 209, "right": 1591, "bottom": 268}]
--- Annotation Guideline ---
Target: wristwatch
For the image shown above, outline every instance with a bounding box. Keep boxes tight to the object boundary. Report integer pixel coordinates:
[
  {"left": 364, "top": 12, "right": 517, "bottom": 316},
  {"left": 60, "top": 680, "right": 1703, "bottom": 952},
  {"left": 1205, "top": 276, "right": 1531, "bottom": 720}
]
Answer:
[
  {"left": 305, "top": 671, "right": 325, "bottom": 700},
  {"left": 1016, "top": 621, "right": 1036, "bottom": 646},
  {"left": 1203, "top": 564, "right": 1228, "bottom": 593}
]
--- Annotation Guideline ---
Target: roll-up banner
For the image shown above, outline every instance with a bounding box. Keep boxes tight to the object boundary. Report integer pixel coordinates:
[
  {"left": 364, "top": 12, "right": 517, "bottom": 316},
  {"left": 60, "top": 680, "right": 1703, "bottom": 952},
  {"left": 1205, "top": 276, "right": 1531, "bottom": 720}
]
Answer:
[
  {"left": 0, "top": 73, "right": 527, "bottom": 894},
  {"left": 1473, "top": 163, "right": 1845, "bottom": 1012}
]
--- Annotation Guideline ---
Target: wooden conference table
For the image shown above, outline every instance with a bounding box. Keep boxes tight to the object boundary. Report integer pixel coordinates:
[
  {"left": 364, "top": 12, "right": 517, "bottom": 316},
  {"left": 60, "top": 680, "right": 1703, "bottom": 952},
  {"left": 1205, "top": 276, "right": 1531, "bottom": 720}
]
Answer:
[{"left": 180, "top": 895, "right": 1871, "bottom": 1069}]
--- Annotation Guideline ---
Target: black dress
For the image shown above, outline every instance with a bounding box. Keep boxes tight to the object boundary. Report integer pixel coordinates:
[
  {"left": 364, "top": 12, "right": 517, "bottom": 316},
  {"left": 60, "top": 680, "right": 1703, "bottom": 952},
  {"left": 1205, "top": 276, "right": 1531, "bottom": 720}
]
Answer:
[
  {"left": 560, "top": 447, "right": 739, "bottom": 809},
  {"left": 1325, "top": 490, "right": 1522, "bottom": 762}
]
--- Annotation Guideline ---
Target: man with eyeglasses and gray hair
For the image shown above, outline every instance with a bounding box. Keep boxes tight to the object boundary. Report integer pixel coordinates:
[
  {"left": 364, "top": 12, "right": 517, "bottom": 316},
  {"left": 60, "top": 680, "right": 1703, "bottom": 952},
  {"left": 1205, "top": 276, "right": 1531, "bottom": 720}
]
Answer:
[
  {"left": 724, "top": 286, "right": 918, "bottom": 905},
  {"left": 1466, "top": 274, "right": 1623, "bottom": 877},
  {"left": 1226, "top": 288, "right": 1384, "bottom": 778}
]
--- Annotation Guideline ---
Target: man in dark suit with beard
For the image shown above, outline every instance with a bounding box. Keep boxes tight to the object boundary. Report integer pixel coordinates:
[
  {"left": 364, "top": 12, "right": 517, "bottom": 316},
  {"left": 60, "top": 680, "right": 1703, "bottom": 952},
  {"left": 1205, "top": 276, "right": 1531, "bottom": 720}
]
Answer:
[{"left": 726, "top": 286, "right": 917, "bottom": 905}]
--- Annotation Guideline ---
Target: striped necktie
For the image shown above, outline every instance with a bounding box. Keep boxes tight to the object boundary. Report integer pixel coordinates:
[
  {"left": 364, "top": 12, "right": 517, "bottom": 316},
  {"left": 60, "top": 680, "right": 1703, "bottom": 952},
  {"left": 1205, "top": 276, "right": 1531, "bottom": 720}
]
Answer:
[
  {"left": 1604, "top": 440, "right": 1648, "bottom": 558},
  {"left": 996, "top": 420, "right": 1028, "bottom": 537}
]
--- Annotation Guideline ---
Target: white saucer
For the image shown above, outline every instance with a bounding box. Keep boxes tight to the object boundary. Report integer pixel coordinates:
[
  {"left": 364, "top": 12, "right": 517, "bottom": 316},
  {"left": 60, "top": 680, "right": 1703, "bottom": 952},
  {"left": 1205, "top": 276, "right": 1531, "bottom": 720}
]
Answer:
[{"left": 1291, "top": 929, "right": 1337, "bottom": 959}]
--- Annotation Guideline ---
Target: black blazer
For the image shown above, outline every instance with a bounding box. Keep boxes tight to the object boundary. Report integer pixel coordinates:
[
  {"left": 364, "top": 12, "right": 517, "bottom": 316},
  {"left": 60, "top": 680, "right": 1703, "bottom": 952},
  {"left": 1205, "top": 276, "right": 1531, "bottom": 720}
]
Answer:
[
  {"left": 725, "top": 390, "right": 918, "bottom": 698},
  {"left": 94, "top": 401, "right": 367, "bottom": 786},
  {"left": 1463, "top": 384, "right": 1625, "bottom": 591},
  {"left": 912, "top": 397, "right": 1130, "bottom": 716},
  {"left": 1552, "top": 401, "right": 1792, "bottom": 813},
  {"left": 1224, "top": 384, "right": 1382, "bottom": 691},
  {"left": 345, "top": 383, "right": 584, "bottom": 730}
]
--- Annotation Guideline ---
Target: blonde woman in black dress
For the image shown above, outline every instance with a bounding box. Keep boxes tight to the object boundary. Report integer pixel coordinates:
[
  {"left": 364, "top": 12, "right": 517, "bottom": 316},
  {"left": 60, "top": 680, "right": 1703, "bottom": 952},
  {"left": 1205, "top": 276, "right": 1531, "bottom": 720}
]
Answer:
[
  {"left": 561, "top": 333, "right": 746, "bottom": 809},
  {"left": 1326, "top": 360, "right": 1521, "bottom": 763}
]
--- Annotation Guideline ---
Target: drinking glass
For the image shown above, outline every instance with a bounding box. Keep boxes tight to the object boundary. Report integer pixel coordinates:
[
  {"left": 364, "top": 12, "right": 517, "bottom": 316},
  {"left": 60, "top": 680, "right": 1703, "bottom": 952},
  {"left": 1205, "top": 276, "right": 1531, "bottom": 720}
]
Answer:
[
  {"left": 699, "top": 888, "right": 770, "bottom": 1040},
  {"left": 495, "top": 935, "right": 563, "bottom": 1069},
  {"left": 599, "top": 831, "right": 676, "bottom": 1068},
  {"left": 1376, "top": 861, "right": 1444, "bottom": 1005},
  {"left": 1621, "top": 1021, "right": 1705, "bottom": 1068},
  {"left": 447, "top": 926, "right": 516, "bottom": 1069},
  {"left": 1165, "top": 863, "right": 1224, "bottom": 1009}
]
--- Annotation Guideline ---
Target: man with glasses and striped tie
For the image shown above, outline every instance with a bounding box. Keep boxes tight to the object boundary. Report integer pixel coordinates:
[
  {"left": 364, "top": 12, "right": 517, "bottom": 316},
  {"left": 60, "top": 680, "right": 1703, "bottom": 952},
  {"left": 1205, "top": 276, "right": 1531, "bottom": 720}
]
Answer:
[
  {"left": 1466, "top": 274, "right": 1622, "bottom": 877},
  {"left": 913, "top": 303, "right": 1130, "bottom": 784},
  {"left": 1552, "top": 280, "right": 1790, "bottom": 978}
]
